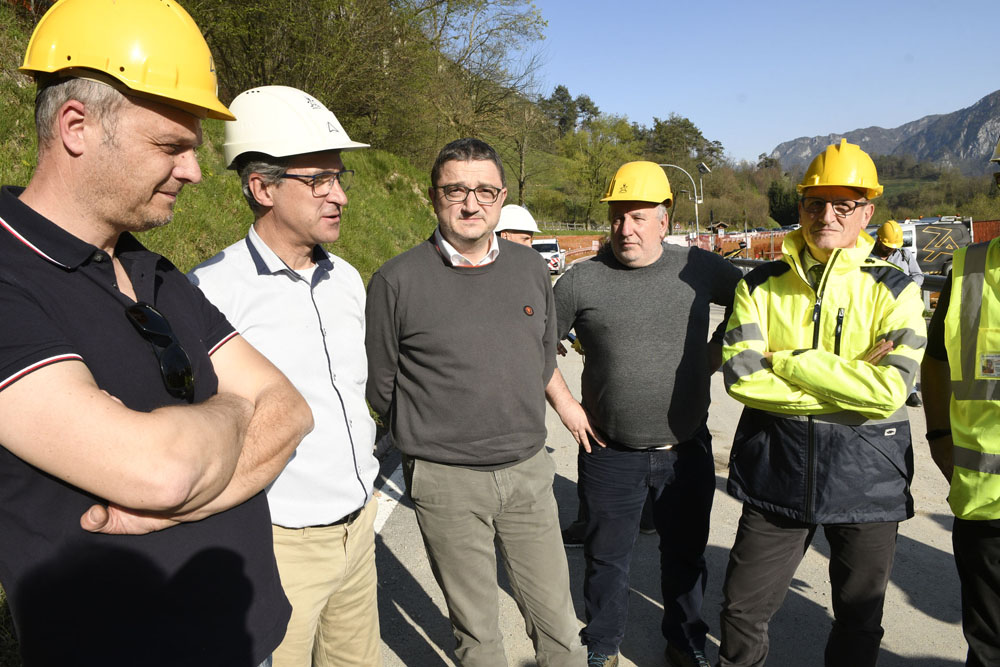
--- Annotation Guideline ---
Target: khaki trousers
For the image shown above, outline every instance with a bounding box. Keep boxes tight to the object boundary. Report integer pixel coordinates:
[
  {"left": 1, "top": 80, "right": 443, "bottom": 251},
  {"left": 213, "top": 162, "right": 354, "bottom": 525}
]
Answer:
[
  {"left": 404, "top": 447, "right": 586, "bottom": 667},
  {"left": 271, "top": 499, "right": 382, "bottom": 667}
]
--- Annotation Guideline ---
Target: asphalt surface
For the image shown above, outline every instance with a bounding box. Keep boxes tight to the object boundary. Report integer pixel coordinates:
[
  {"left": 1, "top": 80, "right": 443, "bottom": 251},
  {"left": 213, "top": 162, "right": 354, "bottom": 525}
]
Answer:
[{"left": 374, "top": 304, "right": 966, "bottom": 666}]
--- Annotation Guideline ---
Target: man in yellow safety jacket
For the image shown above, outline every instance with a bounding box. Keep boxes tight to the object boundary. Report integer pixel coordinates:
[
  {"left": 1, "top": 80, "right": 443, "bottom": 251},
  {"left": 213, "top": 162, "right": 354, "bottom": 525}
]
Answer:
[
  {"left": 718, "top": 139, "right": 927, "bottom": 667},
  {"left": 921, "top": 138, "right": 1000, "bottom": 667}
]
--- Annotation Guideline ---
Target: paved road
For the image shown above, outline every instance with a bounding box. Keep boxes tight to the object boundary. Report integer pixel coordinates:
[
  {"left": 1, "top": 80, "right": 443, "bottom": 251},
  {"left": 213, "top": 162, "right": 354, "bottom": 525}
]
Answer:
[{"left": 374, "top": 305, "right": 966, "bottom": 666}]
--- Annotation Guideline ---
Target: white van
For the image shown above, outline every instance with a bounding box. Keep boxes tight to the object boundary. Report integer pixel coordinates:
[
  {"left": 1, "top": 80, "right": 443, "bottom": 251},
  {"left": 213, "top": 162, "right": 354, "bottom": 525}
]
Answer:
[{"left": 531, "top": 238, "right": 566, "bottom": 274}]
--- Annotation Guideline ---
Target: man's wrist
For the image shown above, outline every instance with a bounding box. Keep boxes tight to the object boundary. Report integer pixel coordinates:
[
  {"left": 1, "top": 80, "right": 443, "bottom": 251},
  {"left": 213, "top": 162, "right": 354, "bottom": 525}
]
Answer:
[{"left": 926, "top": 428, "right": 952, "bottom": 441}]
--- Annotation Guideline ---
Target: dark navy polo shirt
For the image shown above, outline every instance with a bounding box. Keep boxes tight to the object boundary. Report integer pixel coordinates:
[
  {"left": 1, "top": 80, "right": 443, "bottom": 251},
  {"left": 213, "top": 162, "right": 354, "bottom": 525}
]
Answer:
[{"left": 0, "top": 186, "right": 290, "bottom": 666}]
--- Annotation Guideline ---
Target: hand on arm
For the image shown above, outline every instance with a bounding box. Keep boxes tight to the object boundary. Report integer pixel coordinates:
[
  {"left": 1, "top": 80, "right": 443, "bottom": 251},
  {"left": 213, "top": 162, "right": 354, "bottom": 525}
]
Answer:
[
  {"left": 83, "top": 336, "right": 313, "bottom": 534},
  {"left": 545, "top": 368, "right": 605, "bottom": 453},
  {"left": 0, "top": 360, "right": 254, "bottom": 522}
]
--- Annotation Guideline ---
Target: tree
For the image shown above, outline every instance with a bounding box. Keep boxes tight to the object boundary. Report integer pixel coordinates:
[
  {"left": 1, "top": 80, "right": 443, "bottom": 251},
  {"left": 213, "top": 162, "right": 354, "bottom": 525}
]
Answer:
[
  {"left": 540, "top": 85, "right": 578, "bottom": 137},
  {"left": 767, "top": 180, "right": 799, "bottom": 227},
  {"left": 561, "top": 114, "right": 639, "bottom": 226},
  {"left": 495, "top": 92, "right": 557, "bottom": 205},
  {"left": 409, "top": 0, "right": 547, "bottom": 136},
  {"left": 641, "top": 114, "right": 724, "bottom": 168}
]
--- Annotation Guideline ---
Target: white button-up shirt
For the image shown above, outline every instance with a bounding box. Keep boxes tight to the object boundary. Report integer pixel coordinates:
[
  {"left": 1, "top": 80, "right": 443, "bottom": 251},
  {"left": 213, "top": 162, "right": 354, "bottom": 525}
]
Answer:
[
  {"left": 189, "top": 225, "right": 378, "bottom": 527},
  {"left": 434, "top": 227, "right": 499, "bottom": 266}
]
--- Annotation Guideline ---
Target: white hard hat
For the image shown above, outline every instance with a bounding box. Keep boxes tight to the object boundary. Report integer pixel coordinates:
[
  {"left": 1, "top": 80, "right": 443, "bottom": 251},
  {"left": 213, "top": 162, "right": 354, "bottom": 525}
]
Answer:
[
  {"left": 223, "top": 85, "right": 369, "bottom": 168},
  {"left": 495, "top": 205, "right": 540, "bottom": 234}
]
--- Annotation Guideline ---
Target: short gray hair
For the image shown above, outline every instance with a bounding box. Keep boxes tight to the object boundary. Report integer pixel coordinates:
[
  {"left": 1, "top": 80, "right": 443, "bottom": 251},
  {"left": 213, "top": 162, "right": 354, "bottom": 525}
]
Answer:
[
  {"left": 236, "top": 155, "right": 289, "bottom": 216},
  {"left": 35, "top": 77, "right": 127, "bottom": 151}
]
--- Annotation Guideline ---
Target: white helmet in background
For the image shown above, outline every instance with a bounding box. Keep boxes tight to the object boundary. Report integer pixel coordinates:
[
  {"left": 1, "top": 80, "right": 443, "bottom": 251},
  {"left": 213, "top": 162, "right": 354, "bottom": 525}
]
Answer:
[
  {"left": 495, "top": 205, "right": 540, "bottom": 234},
  {"left": 223, "top": 85, "right": 369, "bottom": 168}
]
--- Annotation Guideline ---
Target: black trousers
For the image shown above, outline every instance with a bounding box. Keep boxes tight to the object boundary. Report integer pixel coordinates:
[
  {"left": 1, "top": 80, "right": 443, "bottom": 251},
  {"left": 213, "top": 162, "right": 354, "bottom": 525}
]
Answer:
[
  {"left": 718, "top": 504, "right": 898, "bottom": 667},
  {"left": 953, "top": 517, "right": 1000, "bottom": 667}
]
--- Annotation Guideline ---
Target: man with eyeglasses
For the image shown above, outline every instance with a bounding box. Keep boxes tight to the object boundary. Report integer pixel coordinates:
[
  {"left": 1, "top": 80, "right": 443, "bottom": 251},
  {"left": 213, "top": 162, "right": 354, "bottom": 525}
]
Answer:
[
  {"left": 717, "top": 139, "right": 926, "bottom": 667},
  {"left": 0, "top": 3, "right": 312, "bottom": 666},
  {"left": 366, "top": 138, "right": 589, "bottom": 666},
  {"left": 189, "top": 86, "right": 381, "bottom": 667}
]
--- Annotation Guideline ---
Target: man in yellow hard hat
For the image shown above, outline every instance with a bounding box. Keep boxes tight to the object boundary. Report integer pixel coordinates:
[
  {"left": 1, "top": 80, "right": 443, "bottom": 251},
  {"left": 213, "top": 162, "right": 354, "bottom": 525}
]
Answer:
[
  {"left": 873, "top": 220, "right": 924, "bottom": 407},
  {"left": 550, "top": 161, "right": 742, "bottom": 667},
  {"left": 0, "top": 2, "right": 312, "bottom": 665},
  {"left": 921, "top": 138, "right": 1000, "bottom": 667},
  {"left": 873, "top": 220, "right": 924, "bottom": 288},
  {"left": 719, "top": 139, "right": 927, "bottom": 666}
]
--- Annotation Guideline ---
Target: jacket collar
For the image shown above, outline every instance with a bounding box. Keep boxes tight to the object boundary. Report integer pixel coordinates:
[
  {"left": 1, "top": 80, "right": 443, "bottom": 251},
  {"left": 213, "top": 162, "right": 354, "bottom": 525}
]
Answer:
[{"left": 781, "top": 228, "right": 877, "bottom": 283}]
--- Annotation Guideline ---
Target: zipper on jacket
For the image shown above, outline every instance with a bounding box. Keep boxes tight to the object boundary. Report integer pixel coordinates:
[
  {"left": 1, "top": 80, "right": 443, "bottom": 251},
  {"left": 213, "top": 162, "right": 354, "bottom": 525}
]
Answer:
[
  {"left": 834, "top": 308, "right": 845, "bottom": 356},
  {"left": 804, "top": 248, "right": 838, "bottom": 523}
]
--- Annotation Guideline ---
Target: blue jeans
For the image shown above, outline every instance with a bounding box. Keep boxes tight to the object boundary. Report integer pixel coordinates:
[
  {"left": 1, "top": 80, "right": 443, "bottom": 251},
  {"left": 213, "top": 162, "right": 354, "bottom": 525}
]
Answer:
[{"left": 579, "top": 424, "right": 715, "bottom": 655}]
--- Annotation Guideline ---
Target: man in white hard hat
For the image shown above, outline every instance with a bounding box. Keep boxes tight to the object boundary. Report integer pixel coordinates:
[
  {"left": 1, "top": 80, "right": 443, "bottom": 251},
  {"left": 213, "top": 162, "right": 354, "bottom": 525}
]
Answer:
[
  {"left": 0, "top": 2, "right": 312, "bottom": 666},
  {"left": 366, "top": 138, "right": 590, "bottom": 666},
  {"left": 551, "top": 161, "right": 742, "bottom": 667},
  {"left": 189, "top": 86, "right": 381, "bottom": 667},
  {"left": 495, "top": 204, "right": 540, "bottom": 246}
]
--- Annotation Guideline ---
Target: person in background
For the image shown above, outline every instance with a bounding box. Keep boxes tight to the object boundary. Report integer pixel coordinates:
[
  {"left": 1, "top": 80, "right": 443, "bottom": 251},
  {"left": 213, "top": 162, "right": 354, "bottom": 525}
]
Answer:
[
  {"left": 495, "top": 203, "right": 540, "bottom": 246},
  {"left": 871, "top": 219, "right": 925, "bottom": 407}
]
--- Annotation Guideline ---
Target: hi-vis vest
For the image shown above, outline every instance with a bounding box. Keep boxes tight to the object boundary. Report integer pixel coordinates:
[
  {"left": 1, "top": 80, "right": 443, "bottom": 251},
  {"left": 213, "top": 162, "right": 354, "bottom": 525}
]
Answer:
[{"left": 944, "top": 237, "right": 1000, "bottom": 520}]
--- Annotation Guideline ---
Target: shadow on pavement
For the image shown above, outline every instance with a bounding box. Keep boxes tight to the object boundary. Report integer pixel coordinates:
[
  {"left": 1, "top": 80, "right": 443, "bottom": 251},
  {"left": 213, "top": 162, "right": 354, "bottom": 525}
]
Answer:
[
  {"left": 555, "top": 471, "right": 966, "bottom": 666},
  {"left": 375, "top": 515, "right": 455, "bottom": 665}
]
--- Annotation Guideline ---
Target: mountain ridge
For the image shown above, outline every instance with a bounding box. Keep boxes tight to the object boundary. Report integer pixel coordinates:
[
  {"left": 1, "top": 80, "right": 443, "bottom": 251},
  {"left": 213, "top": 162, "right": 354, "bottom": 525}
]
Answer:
[{"left": 769, "top": 90, "right": 1000, "bottom": 175}]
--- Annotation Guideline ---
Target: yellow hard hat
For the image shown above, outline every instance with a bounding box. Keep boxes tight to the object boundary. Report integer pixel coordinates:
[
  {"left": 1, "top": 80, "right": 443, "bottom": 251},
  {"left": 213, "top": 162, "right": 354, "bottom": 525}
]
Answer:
[
  {"left": 796, "top": 139, "right": 883, "bottom": 200},
  {"left": 601, "top": 161, "right": 673, "bottom": 207},
  {"left": 991, "top": 136, "right": 1000, "bottom": 164},
  {"left": 20, "top": 0, "right": 234, "bottom": 121},
  {"left": 877, "top": 220, "right": 903, "bottom": 249}
]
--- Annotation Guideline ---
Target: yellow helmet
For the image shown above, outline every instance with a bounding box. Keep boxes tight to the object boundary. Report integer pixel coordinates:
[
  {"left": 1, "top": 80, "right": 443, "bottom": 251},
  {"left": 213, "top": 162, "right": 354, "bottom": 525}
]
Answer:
[
  {"left": 877, "top": 220, "right": 903, "bottom": 249},
  {"left": 796, "top": 139, "right": 883, "bottom": 200},
  {"left": 601, "top": 161, "right": 673, "bottom": 207},
  {"left": 20, "top": 0, "right": 234, "bottom": 121}
]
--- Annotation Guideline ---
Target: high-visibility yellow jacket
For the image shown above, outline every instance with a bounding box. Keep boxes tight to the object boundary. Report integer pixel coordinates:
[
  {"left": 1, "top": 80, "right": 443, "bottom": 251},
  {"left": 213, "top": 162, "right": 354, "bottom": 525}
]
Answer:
[
  {"left": 943, "top": 238, "right": 1000, "bottom": 520},
  {"left": 722, "top": 230, "right": 927, "bottom": 523}
]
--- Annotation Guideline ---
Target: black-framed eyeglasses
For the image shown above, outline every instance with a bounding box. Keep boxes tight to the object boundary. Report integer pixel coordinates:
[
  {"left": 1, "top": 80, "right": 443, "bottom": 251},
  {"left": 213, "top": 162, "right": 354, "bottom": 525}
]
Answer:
[
  {"left": 801, "top": 197, "right": 869, "bottom": 219},
  {"left": 125, "top": 302, "right": 195, "bottom": 402},
  {"left": 279, "top": 170, "right": 353, "bottom": 196},
  {"left": 435, "top": 184, "right": 502, "bottom": 205}
]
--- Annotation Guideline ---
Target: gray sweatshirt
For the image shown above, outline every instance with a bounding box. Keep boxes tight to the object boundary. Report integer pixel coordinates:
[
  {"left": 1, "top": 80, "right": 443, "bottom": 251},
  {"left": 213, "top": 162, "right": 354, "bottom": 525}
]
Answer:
[
  {"left": 554, "top": 243, "right": 741, "bottom": 447},
  {"left": 365, "top": 237, "right": 557, "bottom": 468}
]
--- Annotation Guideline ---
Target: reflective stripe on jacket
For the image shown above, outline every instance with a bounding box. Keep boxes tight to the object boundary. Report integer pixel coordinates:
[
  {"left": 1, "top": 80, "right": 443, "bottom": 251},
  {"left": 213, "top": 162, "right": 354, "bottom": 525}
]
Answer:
[
  {"left": 722, "top": 230, "right": 927, "bottom": 523},
  {"left": 944, "top": 238, "right": 1000, "bottom": 520}
]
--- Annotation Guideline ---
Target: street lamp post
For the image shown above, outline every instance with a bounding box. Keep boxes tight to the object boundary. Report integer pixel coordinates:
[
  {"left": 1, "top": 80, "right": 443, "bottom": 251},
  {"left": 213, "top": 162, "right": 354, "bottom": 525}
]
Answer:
[{"left": 659, "top": 162, "right": 711, "bottom": 242}]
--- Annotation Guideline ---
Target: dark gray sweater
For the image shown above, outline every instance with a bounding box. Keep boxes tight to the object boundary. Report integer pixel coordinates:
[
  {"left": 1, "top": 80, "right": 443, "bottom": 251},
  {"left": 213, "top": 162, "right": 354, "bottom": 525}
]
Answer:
[
  {"left": 554, "top": 244, "right": 741, "bottom": 447},
  {"left": 365, "top": 237, "right": 557, "bottom": 468}
]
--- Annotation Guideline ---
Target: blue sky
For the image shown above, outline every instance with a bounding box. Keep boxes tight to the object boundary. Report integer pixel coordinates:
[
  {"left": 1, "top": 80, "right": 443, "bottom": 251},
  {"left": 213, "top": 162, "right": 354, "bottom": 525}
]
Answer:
[{"left": 533, "top": 0, "right": 998, "bottom": 163}]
